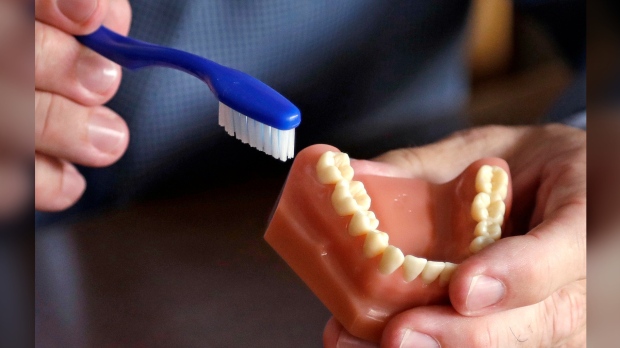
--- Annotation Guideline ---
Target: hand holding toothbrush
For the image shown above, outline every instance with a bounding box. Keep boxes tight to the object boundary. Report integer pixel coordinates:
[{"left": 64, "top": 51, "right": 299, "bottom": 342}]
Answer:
[{"left": 35, "top": 0, "right": 131, "bottom": 211}]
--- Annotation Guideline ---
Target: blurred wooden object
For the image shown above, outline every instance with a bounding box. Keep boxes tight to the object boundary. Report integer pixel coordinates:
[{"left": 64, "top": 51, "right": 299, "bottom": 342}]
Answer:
[
  {"left": 469, "top": 62, "right": 573, "bottom": 125},
  {"left": 468, "top": 0, "right": 513, "bottom": 81},
  {"left": 467, "top": 0, "right": 574, "bottom": 125}
]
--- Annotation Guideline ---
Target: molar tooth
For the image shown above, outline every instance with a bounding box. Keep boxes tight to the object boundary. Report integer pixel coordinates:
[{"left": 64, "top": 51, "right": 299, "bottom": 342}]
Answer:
[
  {"left": 363, "top": 230, "right": 389, "bottom": 258},
  {"left": 332, "top": 180, "right": 371, "bottom": 216},
  {"left": 402, "top": 255, "right": 427, "bottom": 282},
  {"left": 420, "top": 261, "right": 446, "bottom": 285},
  {"left": 469, "top": 236, "right": 495, "bottom": 254},
  {"left": 348, "top": 181, "right": 371, "bottom": 211},
  {"left": 487, "top": 200, "right": 506, "bottom": 222},
  {"left": 348, "top": 210, "right": 379, "bottom": 236},
  {"left": 474, "top": 221, "right": 502, "bottom": 240},
  {"left": 378, "top": 246, "right": 405, "bottom": 275},
  {"left": 490, "top": 192, "right": 504, "bottom": 202},
  {"left": 439, "top": 262, "right": 458, "bottom": 287},
  {"left": 316, "top": 151, "right": 354, "bottom": 184},
  {"left": 475, "top": 165, "right": 494, "bottom": 193},
  {"left": 471, "top": 192, "right": 491, "bottom": 222},
  {"left": 491, "top": 166, "right": 508, "bottom": 200}
]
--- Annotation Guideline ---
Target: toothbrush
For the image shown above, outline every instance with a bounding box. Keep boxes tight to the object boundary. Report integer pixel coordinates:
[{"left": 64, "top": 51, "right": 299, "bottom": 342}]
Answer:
[{"left": 76, "top": 26, "right": 301, "bottom": 161}]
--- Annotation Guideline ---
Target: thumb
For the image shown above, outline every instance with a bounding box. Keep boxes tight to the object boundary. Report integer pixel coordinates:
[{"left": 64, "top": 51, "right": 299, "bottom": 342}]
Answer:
[
  {"left": 36, "top": 0, "right": 109, "bottom": 35},
  {"left": 449, "top": 203, "right": 586, "bottom": 316}
]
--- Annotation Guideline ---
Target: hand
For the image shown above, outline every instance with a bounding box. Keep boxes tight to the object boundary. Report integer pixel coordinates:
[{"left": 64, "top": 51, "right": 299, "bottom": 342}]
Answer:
[
  {"left": 35, "top": 0, "right": 132, "bottom": 211},
  {"left": 323, "top": 125, "right": 586, "bottom": 347}
]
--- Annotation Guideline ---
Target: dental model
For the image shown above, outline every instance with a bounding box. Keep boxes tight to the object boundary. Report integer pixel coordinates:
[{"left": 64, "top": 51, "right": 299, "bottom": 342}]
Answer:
[{"left": 264, "top": 145, "right": 512, "bottom": 342}]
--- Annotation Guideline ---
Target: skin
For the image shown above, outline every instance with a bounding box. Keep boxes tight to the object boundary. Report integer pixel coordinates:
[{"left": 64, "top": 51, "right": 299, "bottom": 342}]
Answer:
[
  {"left": 34, "top": 0, "right": 132, "bottom": 211},
  {"left": 323, "top": 124, "right": 586, "bottom": 347}
]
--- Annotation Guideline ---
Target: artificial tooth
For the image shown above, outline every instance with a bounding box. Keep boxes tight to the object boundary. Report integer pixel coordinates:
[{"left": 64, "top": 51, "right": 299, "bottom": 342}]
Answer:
[
  {"left": 378, "top": 246, "right": 405, "bottom": 275},
  {"left": 420, "top": 261, "right": 446, "bottom": 285},
  {"left": 474, "top": 221, "right": 502, "bottom": 240},
  {"left": 475, "top": 165, "right": 493, "bottom": 194},
  {"left": 331, "top": 180, "right": 371, "bottom": 216},
  {"left": 487, "top": 200, "right": 506, "bottom": 222},
  {"left": 439, "top": 262, "right": 458, "bottom": 287},
  {"left": 316, "top": 151, "right": 354, "bottom": 184},
  {"left": 349, "top": 181, "right": 371, "bottom": 210},
  {"left": 363, "top": 230, "right": 389, "bottom": 258},
  {"left": 402, "top": 255, "right": 427, "bottom": 282},
  {"left": 471, "top": 192, "right": 491, "bottom": 222},
  {"left": 332, "top": 180, "right": 370, "bottom": 216},
  {"left": 491, "top": 166, "right": 509, "bottom": 200},
  {"left": 348, "top": 210, "right": 379, "bottom": 236},
  {"left": 490, "top": 192, "right": 504, "bottom": 202},
  {"left": 469, "top": 236, "right": 495, "bottom": 254}
]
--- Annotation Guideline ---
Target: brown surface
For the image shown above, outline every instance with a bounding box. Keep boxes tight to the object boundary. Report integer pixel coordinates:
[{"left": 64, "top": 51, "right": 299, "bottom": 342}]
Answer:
[{"left": 35, "top": 176, "right": 330, "bottom": 348}]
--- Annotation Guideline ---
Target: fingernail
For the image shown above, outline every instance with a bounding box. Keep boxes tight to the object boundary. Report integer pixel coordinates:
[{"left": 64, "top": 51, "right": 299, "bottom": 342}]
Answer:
[
  {"left": 466, "top": 275, "right": 505, "bottom": 311},
  {"left": 57, "top": 0, "right": 98, "bottom": 23},
  {"left": 399, "top": 330, "right": 439, "bottom": 348},
  {"left": 336, "top": 329, "right": 378, "bottom": 348},
  {"left": 88, "top": 112, "right": 126, "bottom": 154},
  {"left": 61, "top": 164, "right": 85, "bottom": 205},
  {"left": 77, "top": 50, "right": 119, "bottom": 95}
]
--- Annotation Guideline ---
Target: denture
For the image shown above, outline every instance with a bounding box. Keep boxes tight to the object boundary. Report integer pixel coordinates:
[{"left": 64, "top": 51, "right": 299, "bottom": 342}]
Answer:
[{"left": 264, "top": 144, "right": 512, "bottom": 342}]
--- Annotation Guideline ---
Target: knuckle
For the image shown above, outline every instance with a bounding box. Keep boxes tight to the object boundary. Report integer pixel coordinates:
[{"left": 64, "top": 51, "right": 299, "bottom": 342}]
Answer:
[
  {"left": 543, "top": 284, "right": 587, "bottom": 346},
  {"left": 35, "top": 92, "right": 61, "bottom": 144}
]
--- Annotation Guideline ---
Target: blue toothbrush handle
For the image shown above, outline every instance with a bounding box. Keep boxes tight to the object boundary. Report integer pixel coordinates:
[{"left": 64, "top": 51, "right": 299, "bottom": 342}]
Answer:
[
  {"left": 75, "top": 26, "right": 215, "bottom": 81},
  {"left": 76, "top": 26, "right": 301, "bottom": 131}
]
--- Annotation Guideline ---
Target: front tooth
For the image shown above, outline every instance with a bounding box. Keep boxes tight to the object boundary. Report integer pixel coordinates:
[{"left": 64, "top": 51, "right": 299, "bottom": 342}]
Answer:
[
  {"left": 474, "top": 221, "right": 502, "bottom": 240},
  {"left": 316, "top": 151, "right": 354, "bottom": 184},
  {"left": 471, "top": 192, "right": 491, "bottom": 222},
  {"left": 475, "top": 165, "right": 493, "bottom": 193},
  {"left": 363, "top": 230, "right": 389, "bottom": 258},
  {"left": 402, "top": 255, "right": 427, "bottom": 282},
  {"left": 378, "top": 246, "right": 405, "bottom": 275},
  {"left": 348, "top": 210, "right": 379, "bottom": 236},
  {"left": 487, "top": 200, "right": 506, "bottom": 222},
  {"left": 491, "top": 166, "right": 508, "bottom": 200},
  {"left": 439, "top": 262, "right": 458, "bottom": 287},
  {"left": 469, "top": 236, "right": 495, "bottom": 254},
  {"left": 332, "top": 180, "right": 371, "bottom": 216},
  {"left": 420, "top": 261, "right": 446, "bottom": 285}
]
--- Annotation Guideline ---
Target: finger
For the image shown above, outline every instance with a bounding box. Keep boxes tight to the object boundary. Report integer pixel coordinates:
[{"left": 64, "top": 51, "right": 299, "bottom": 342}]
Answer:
[
  {"left": 449, "top": 203, "right": 586, "bottom": 316},
  {"left": 35, "top": 153, "right": 86, "bottom": 211},
  {"left": 323, "top": 317, "right": 378, "bottom": 348},
  {"left": 35, "top": 91, "right": 129, "bottom": 167},
  {"left": 35, "top": 21, "right": 122, "bottom": 106},
  {"left": 382, "top": 281, "right": 586, "bottom": 348},
  {"left": 373, "top": 125, "right": 528, "bottom": 182},
  {"left": 35, "top": 0, "right": 109, "bottom": 35},
  {"left": 103, "top": 0, "right": 132, "bottom": 35}
]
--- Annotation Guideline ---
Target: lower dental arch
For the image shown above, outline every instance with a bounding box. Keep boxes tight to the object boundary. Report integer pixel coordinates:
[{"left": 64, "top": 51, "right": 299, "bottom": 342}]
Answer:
[{"left": 316, "top": 151, "right": 509, "bottom": 286}]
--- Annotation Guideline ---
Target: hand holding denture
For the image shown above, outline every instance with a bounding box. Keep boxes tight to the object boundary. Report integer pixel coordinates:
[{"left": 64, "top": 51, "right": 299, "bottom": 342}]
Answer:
[{"left": 265, "top": 125, "right": 586, "bottom": 347}]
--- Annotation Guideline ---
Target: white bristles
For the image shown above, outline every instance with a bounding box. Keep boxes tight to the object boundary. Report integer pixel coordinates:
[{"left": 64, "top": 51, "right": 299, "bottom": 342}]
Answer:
[{"left": 218, "top": 103, "right": 295, "bottom": 161}]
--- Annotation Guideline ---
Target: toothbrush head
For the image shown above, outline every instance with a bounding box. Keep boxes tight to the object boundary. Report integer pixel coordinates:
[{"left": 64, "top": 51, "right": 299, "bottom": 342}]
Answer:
[{"left": 208, "top": 65, "right": 300, "bottom": 161}]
